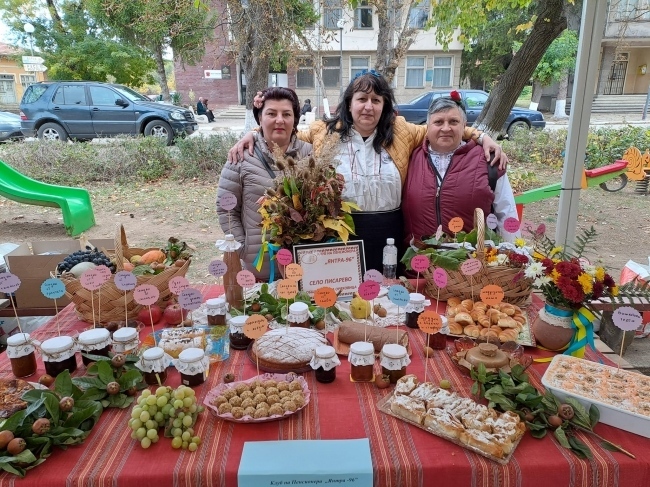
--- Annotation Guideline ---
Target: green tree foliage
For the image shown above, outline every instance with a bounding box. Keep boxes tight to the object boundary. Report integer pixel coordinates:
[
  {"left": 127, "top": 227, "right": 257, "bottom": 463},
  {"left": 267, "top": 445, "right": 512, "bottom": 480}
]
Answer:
[
  {"left": 526, "top": 29, "right": 579, "bottom": 87},
  {"left": 0, "top": 0, "right": 155, "bottom": 85}
]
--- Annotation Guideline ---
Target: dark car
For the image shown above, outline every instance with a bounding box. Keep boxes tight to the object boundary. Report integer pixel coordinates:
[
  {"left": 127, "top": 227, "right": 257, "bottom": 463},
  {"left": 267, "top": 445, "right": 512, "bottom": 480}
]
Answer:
[
  {"left": 0, "top": 111, "right": 23, "bottom": 142},
  {"left": 396, "top": 89, "right": 545, "bottom": 138},
  {"left": 20, "top": 81, "right": 197, "bottom": 145}
]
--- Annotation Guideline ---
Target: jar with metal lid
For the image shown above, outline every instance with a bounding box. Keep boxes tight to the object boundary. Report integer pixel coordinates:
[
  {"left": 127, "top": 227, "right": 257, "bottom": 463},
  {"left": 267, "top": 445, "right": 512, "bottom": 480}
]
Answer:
[
  {"left": 309, "top": 345, "right": 340, "bottom": 383},
  {"left": 380, "top": 344, "right": 410, "bottom": 383},
  {"left": 348, "top": 341, "right": 375, "bottom": 382},
  {"left": 112, "top": 327, "right": 140, "bottom": 354},
  {"left": 287, "top": 302, "right": 311, "bottom": 328},
  {"left": 78, "top": 328, "right": 112, "bottom": 366},
  {"left": 206, "top": 298, "right": 228, "bottom": 327},
  {"left": 176, "top": 347, "right": 210, "bottom": 387},
  {"left": 228, "top": 315, "right": 252, "bottom": 350},
  {"left": 136, "top": 347, "right": 173, "bottom": 386},
  {"left": 405, "top": 293, "right": 426, "bottom": 329},
  {"left": 41, "top": 336, "right": 78, "bottom": 377},
  {"left": 427, "top": 315, "right": 449, "bottom": 350},
  {"left": 6, "top": 333, "right": 38, "bottom": 378}
]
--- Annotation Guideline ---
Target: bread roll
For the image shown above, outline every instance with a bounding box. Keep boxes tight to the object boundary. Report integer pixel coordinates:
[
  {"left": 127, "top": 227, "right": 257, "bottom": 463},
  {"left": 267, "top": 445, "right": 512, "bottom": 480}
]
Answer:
[
  {"left": 499, "top": 303, "right": 516, "bottom": 316},
  {"left": 461, "top": 299, "right": 474, "bottom": 311},
  {"left": 497, "top": 317, "right": 518, "bottom": 329},
  {"left": 338, "top": 320, "right": 408, "bottom": 352},
  {"left": 498, "top": 329, "right": 519, "bottom": 342},
  {"left": 464, "top": 325, "right": 480, "bottom": 338},
  {"left": 447, "top": 297, "right": 462, "bottom": 307},
  {"left": 454, "top": 312, "right": 474, "bottom": 327},
  {"left": 473, "top": 301, "right": 488, "bottom": 312},
  {"left": 486, "top": 308, "right": 501, "bottom": 326},
  {"left": 448, "top": 321, "right": 463, "bottom": 335}
]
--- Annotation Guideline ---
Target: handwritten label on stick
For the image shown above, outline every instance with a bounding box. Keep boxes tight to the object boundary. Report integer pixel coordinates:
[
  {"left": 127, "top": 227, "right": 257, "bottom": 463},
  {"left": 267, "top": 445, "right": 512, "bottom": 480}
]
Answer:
[
  {"left": 169, "top": 276, "right": 190, "bottom": 295},
  {"left": 219, "top": 192, "right": 237, "bottom": 211},
  {"left": 418, "top": 311, "right": 442, "bottom": 334},
  {"left": 236, "top": 270, "right": 256, "bottom": 287},
  {"left": 358, "top": 280, "right": 380, "bottom": 301},
  {"left": 388, "top": 285, "right": 409, "bottom": 307},
  {"left": 277, "top": 279, "right": 298, "bottom": 299},
  {"left": 364, "top": 269, "right": 383, "bottom": 284},
  {"left": 480, "top": 284, "right": 504, "bottom": 306},
  {"left": 448, "top": 217, "right": 464, "bottom": 234},
  {"left": 208, "top": 260, "right": 227, "bottom": 277},
  {"left": 41, "top": 278, "right": 66, "bottom": 299},
  {"left": 276, "top": 249, "right": 293, "bottom": 266},
  {"left": 460, "top": 258, "right": 482, "bottom": 276},
  {"left": 244, "top": 315, "right": 268, "bottom": 339},
  {"left": 503, "top": 217, "right": 521, "bottom": 234},
  {"left": 433, "top": 268, "right": 448, "bottom": 288},
  {"left": 133, "top": 284, "right": 160, "bottom": 306},
  {"left": 613, "top": 306, "right": 642, "bottom": 331},
  {"left": 313, "top": 287, "right": 337, "bottom": 308},
  {"left": 178, "top": 288, "right": 203, "bottom": 311},
  {"left": 285, "top": 263, "right": 304, "bottom": 281},
  {"left": 95, "top": 265, "right": 112, "bottom": 283},
  {"left": 411, "top": 255, "right": 429, "bottom": 273},
  {"left": 486, "top": 213, "right": 498, "bottom": 230},
  {"left": 80, "top": 269, "right": 102, "bottom": 291},
  {"left": 0, "top": 273, "right": 21, "bottom": 293},
  {"left": 115, "top": 271, "right": 137, "bottom": 291}
]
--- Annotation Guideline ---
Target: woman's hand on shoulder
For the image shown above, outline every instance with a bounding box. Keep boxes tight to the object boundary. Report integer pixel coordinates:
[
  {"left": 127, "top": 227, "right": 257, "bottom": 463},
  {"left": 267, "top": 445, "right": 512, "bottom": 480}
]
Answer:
[
  {"left": 481, "top": 134, "right": 508, "bottom": 170},
  {"left": 227, "top": 132, "right": 257, "bottom": 163}
]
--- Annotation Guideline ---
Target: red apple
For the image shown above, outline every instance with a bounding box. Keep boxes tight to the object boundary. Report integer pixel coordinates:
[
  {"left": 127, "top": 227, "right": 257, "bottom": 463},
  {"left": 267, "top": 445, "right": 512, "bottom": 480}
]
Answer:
[
  {"left": 137, "top": 305, "right": 162, "bottom": 326},
  {"left": 163, "top": 303, "right": 186, "bottom": 326}
]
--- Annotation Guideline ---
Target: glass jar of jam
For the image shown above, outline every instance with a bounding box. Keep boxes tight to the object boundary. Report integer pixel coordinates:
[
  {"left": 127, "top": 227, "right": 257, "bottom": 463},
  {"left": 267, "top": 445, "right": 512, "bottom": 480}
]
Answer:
[
  {"left": 405, "top": 293, "right": 426, "bottom": 329},
  {"left": 310, "top": 345, "right": 340, "bottom": 383},
  {"left": 137, "top": 347, "right": 172, "bottom": 386},
  {"left": 77, "top": 328, "right": 111, "bottom": 366},
  {"left": 176, "top": 348, "right": 209, "bottom": 387},
  {"left": 380, "top": 344, "right": 410, "bottom": 383},
  {"left": 287, "top": 302, "right": 311, "bottom": 328},
  {"left": 228, "top": 315, "right": 252, "bottom": 350},
  {"left": 112, "top": 327, "right": 140, "bottom": 354},
  {"left": 41, "top": 336, "right": 78, "bottom": 377},
  {"left": 6, "top": 333, "right": 37, "bottom": 378},
  {"left": 348, "top": 341, "right": 375, "bottom": 382},
  {"left": 206, "top": 298, "right": 228, "bottom": 327},
  {"left": 427, "top": 315, "right": 449, "bottom": 350}
]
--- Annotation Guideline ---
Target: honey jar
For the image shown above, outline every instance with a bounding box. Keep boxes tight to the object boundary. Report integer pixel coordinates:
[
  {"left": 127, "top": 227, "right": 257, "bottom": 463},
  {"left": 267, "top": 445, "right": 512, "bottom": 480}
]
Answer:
[
  {"left": 112, "top": 327, "right": 140, "bottom": 354},
  {"left": 310, "top": 345, "right": 340, "bottom": 383},
  {"left": 176, "top": 348, "right": 209, "bottom": 387},
  {"left": 287, "top": 302, "right": 311, "bottom": 328},
  {"left": 41, "top": 336, "right": 78, "bottom": 377},
  {"left": 228, "top": 315, "right": 252, "bottom": 350},
  {"left": 348, "top": 341, "right": 375, "bottom": 382},
  {"left": 405, "top": 293, "right": 426, "bottom": 329},
  {"left": 380, "top": 344, "right": 410, "bottom": 383},
  {"left": 77, "top": 328, "right": 111, "bottom": 365},
  {"left": 137, "top": 347, "right": 172, "bottom": 386},
  {"left": 206, "top": 298, "right": 227, "bottom": 327},
  {"left": 6, "top": 333, "right": 37, "bottom": 378}
]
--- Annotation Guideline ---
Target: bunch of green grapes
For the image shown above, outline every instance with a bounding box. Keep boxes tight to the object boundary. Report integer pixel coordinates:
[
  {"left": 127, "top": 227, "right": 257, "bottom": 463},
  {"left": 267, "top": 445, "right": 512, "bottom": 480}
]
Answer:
[
  {"left": 167, "top": 385, "right": 204, "bottom": 451},
  {"left": 128, "top": 387, "right": 172, "bottom": 449}
]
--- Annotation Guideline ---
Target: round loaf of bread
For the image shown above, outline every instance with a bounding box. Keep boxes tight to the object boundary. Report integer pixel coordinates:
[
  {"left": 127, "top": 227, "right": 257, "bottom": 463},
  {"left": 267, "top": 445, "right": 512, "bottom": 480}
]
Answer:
[{"left": 252, "top": 328, "right": 328, "bottom": 371}]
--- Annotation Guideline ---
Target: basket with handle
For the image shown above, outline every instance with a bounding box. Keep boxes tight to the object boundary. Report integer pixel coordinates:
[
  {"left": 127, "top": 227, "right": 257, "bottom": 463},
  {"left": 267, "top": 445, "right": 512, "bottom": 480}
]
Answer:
[
  {"left": 422, "top": 208, "right": 532, "bottom": 306},
  {"left": 58, "top": 224, "right": 190, "bottom": 324}
]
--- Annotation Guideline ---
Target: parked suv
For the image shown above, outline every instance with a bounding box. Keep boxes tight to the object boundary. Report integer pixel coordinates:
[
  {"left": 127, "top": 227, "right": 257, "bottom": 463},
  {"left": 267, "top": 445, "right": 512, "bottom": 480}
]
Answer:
[
  {"left": 395, "top": 89, "right": 545, "bottom": 138},
  {"left": 20, "top": 81, "right": 197, "bottom": 145}
]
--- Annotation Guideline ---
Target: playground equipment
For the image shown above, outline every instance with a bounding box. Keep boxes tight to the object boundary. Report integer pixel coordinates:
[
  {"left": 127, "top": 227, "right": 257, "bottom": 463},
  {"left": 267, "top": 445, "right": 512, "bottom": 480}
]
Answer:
[
  {"left": 0, "top": 160, "right": 95, "bottom": 236},
  {"left": 621, "top": 147, "right": 650, "bottom": 194}
]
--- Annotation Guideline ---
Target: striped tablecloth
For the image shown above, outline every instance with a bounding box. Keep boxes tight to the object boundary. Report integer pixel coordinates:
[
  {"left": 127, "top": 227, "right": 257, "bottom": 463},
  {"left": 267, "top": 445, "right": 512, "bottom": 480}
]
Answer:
[{"left": 0, "top": 287, "right": 649, "bottom": 487}]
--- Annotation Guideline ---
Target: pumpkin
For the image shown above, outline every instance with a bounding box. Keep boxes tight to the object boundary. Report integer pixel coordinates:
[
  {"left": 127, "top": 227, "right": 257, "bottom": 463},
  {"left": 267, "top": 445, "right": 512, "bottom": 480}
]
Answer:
[{"left": 139, "top": 250, "right": 166, "bottom": 264}]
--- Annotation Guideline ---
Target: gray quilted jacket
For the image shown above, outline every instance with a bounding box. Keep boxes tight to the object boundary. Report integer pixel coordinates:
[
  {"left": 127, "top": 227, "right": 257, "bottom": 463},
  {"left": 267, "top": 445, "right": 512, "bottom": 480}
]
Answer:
[{"left": 216, "top": 133, "right": 312, "bottom": 281}]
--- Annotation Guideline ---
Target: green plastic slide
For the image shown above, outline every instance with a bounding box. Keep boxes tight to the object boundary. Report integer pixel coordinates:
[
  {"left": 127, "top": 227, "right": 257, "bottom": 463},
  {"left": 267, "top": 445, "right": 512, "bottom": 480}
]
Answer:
[{"left": 0, "top": 159, "right": 95, "bottom": 236}]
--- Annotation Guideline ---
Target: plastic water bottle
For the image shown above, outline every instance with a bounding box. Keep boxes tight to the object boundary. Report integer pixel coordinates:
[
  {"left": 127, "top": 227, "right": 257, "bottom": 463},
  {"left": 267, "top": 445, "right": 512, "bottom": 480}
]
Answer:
[{"left": 382, "top": 238, "right": 397, "bottom": 281}]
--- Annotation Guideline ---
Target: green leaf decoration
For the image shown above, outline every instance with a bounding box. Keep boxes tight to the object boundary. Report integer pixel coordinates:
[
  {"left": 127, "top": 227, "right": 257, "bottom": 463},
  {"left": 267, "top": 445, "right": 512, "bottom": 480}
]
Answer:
[
  {"left": 554, "top": 427, "right": 571, "bottom": 449},
  {"left": 72, "top": 376, "right": 108, "bottom": 390},
  {"left": 43, "top": 394, "right": 60, "bottom": 425},
  {"left": 79, "top": 387, "right": 107, "bottom": 402},
  {"left": 117, "top": 369, "right": 143, "bottom": 390},
  {"left": 564, "top": 398, "right": 591, "bottom": 430},
  {"left": 530, "top": 428, "right": 547, "bottom": 439},
  {"left": 97, "top": 360, "right": 115, "bottom": 385},
  {"left": 54, "top": 370, "right": 73, "bottom": 398},
  {"left": 63, "top": 406, "right": 100, "bottom": 429},
  {"left": 601, "top": 441, "right": 624, "bottom": 452},
  {"left": 589, "top": 404, "right": 600, "bottom": 429},
  {"left": 0, "top": 410, "right": 27, "bottom": 433},
  {"left": 568, "top": 435, "right": 593, "bottom": 459}
]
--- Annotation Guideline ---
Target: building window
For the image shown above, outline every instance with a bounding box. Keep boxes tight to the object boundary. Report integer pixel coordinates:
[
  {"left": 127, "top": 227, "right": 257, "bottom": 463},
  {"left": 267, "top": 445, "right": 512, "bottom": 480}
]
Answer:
[
  {"left": 350, "top": 56, "right": 370, "bottom": 79},
  {"left": 405, "top": 56, "right": 426, "bottom": 88},
  {"left": 20, "top": 74, "right": 36, "bottom": 91},
  {"left": 322, "top": 56, "right": 341, "bottom": 88},
  {"left": 354, "top": 1, "right": 373, "bottom": 29},
  {"left": 614, "top": 0, "right": 650, "bottom": 21},
  {"left": 0, "top": 74, "right": 17, "bottom": 104},
  {"left": 324, "top": 0, "right": 342, "bottom": 29},
  {"left": 432, "top": 56, "right": 452, "bottom": 88},
  {"left": 408, "top": 0, "right": 429, "bottom": 29},
  {"left": 297, "top": 58, "right": 314, "bottom": 88}
]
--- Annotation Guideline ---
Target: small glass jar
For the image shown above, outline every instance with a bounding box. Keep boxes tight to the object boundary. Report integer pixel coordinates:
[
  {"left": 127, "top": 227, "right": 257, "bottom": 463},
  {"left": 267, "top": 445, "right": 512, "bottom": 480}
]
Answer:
[
  {"left": 405, "top": 293, "right": 426, "bottom": 329},
  {"left": 176, "top": 348, "right": 209, "bottom": 387},
  {"left": 6, "top": 333, "right": 37, "bottom": 378},
  {"left": 206, "top": 298, "right": 228, "bottom": 327},
  {"left": 228, "top": 315, "right": 252, "bottom": 350},
  {"left": 41, "top": 336, "right": 78, "bottom": 377},
  {"left": 380, "top": 344, "right": 410, "bottom": 384},
  {"left": 112, "top": 327, "right": 140, "bottom": 354},
  {"left": 310, "top": 345, "right": 340, "bottom": 383},
  {"left": 348, "top": 341, "right": 375, "bottom": 382},
  {"left": 77, "top": 328, "right": 111, "bottom": 366},
  {"left": 287, "top": 302, "right": 311, "bottom": 328},
  {"left": 137, "top": 347, "right": 172, "bottom": 386},
  {"left": 427, "top": 315, "right": 449, "bottom": 350}
]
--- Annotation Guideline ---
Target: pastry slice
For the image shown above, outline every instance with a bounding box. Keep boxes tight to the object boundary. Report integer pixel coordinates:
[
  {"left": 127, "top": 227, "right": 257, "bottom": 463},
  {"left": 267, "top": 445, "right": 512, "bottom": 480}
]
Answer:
[
  {"left": 395, "top": 374, "right": 419, "bottom": 395},
  {"left": 424, "top": 408, "right": 465, "bottom": 440},
  {"left": 390, "top": 394, "right": 426, "bottom": 425},
  {"left": 460, "top": 429, "right": 505, "bottom": 459},
  {"left": 409, "top": 382, "right": 439, "bottom": 402}
]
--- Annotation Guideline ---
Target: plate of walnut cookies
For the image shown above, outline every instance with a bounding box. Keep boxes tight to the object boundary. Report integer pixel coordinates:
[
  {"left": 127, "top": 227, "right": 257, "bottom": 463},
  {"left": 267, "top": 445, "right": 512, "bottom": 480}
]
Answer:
[{"left": 445, "top": 297, "right": 535, "bottom": 347}]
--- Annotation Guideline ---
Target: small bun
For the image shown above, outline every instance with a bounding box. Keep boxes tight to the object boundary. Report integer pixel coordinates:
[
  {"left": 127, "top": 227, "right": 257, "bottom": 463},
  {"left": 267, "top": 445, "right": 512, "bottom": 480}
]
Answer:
[
  {"left": 464, "top": 324, "right": 481, "bottom": 338},
  {"left": 461, "top": 299, "right": 474, "bottom": 311},
  {"left": 454, "top": 312, "right": 474, "bottom": 327},
  {"left": 448, "top": 321, "right": 464, "bottom": 335},
  {"left": 447, "top": 297, "right": 462, "bottom": 307}
]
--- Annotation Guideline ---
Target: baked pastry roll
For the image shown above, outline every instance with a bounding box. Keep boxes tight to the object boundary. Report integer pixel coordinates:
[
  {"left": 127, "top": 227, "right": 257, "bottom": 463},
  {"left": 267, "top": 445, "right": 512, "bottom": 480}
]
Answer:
[
  {"left": 424, "top": 408, "right": 465, "bottom": 439},
  {"left": 390, "top": 395, "right": 426, "bottom": 425},
  {"left": 395, "top": 374, "right": 419, "bottom": 395}
]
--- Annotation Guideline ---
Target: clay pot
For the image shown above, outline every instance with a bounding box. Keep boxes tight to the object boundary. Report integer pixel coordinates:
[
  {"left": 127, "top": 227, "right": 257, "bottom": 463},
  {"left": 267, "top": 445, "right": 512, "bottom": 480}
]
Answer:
[{"left": 531, "top": 303, "right": 575, "bottom": 350}]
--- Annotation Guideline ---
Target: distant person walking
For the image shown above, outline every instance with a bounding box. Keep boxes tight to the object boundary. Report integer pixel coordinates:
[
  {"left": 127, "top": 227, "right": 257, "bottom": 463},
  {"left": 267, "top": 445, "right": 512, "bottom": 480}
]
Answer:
[
  {"left": 197, "top": 97, "right": 215, "bottom": 122},
  {"left": 299, "top": 99, "right": 312, "bottom": 124}
]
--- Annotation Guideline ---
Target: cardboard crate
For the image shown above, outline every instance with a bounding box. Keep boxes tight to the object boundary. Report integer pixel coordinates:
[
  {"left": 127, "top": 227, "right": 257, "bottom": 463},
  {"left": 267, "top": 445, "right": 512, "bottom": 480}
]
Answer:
[{"left": 5, "top": 241, "right": 79, "bottom": 309}]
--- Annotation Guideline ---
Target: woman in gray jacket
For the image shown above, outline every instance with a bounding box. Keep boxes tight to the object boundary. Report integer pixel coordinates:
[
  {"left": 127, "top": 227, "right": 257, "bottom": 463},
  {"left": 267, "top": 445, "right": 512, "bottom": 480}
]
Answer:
[{"left": 216, "top": 87, "right": 312, "bottom": 281}]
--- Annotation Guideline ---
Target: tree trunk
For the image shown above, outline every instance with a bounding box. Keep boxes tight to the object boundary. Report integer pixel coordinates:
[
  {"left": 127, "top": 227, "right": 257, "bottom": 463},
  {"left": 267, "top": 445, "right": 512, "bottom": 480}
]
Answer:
[
  {"left": 153, "top": 45, "right": 170, "bottom": 101},
  {"left": 374, "top": 0, "right": 419, "bottom": 83},
  {"left": 529, "top": 80, "right": 544, "bottom": 110},
  {"left": 554, "top": 69, "right": 570, "bottom": 118},
  {"left": 474, "top": 0, "right": 567, "bottom": 136}
]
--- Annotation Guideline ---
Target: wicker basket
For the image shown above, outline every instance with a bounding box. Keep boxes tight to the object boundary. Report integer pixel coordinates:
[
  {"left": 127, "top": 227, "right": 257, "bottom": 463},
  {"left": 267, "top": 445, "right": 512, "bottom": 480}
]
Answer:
[
  {"left": 59, "top": 224, "right": 190, "bottom": 323},
  {"left": 422, "top": 208, "right": 532, "bottom": 306}
]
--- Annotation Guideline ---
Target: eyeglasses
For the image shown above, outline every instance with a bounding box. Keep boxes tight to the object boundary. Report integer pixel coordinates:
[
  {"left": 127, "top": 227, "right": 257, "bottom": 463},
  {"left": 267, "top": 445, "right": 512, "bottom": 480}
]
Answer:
[{"left": 352, "top": 69, "right": 382, "bottom": 81}]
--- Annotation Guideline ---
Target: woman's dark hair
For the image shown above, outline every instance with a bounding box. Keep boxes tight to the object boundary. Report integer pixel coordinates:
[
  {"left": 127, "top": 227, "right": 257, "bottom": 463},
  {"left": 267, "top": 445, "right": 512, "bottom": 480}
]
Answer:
[
  {"left": 325, "top": 72, "right": 396, "bottom": 153},
  {"left": 253, "top": 87, "right": 301, "bottom": 133}
]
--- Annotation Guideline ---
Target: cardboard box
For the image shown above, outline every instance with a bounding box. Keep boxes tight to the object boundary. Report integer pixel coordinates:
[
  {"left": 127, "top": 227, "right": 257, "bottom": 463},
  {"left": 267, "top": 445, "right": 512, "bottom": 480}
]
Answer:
[
  {"left": 238, "top": 439, "right": 373, "bottom": 487},
  {"left": 5, "top": 241, "right": 79, "bottom": 309}
]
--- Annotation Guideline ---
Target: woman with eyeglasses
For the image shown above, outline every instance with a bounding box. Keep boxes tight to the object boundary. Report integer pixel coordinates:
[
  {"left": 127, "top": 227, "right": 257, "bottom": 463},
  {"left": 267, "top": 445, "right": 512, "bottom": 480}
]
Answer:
[{"left": 228, "top": 72, "right": 507, "bottom": 272}]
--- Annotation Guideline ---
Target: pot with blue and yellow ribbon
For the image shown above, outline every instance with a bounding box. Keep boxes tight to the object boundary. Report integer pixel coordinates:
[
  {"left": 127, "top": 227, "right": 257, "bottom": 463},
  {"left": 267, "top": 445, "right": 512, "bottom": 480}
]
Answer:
[{"left": 532, "top": 302, "right": 596, "bottom": 358}]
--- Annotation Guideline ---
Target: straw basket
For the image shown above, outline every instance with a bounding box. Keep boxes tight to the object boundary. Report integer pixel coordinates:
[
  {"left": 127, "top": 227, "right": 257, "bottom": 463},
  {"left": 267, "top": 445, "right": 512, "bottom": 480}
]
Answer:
[
  {"left": 422, "top": 208, "right": 532, "bottom": 306},
  {"left": 58, "top": 224, "right": 190, "bottom": 323}
]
